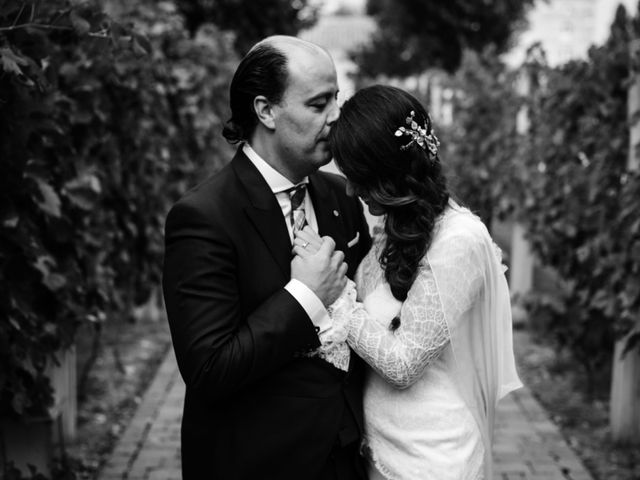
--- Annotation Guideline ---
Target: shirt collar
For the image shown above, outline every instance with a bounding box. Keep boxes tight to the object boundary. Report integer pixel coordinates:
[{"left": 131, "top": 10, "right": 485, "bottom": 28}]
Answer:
[{"left": 243, "top": 143, "right": 308, "bottom": 194}]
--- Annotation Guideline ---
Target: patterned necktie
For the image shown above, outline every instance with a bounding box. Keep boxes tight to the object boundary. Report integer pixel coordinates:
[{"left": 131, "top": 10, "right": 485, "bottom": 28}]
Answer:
[{"left": 287, "top": 184, "right": 307, "bottom": 234}]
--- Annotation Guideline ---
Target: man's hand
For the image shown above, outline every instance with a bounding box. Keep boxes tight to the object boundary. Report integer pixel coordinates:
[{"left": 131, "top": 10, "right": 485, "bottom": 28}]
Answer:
[
  {"left": 292, "top": 226, "right": 323, "bottom": 254},
  {"left": 291, "top": 234, "right": 347, "bottom": 306}
]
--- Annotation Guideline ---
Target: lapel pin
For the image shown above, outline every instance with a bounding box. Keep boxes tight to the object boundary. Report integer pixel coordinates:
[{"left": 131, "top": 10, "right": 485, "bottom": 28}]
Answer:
[{"left": 333, "top": 210, "right": 339, "bottom": 217}]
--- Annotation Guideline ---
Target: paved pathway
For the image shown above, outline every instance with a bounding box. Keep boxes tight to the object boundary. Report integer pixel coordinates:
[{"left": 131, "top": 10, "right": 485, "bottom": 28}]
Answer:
[{"left": 98, "top": 349, "right": 595, "bottom": 480}]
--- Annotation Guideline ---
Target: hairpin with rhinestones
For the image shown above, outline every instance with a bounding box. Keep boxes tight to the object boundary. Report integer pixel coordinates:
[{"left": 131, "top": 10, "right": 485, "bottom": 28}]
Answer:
[{"left": 394, "top": 110, "right": 440, "bottom": 158}]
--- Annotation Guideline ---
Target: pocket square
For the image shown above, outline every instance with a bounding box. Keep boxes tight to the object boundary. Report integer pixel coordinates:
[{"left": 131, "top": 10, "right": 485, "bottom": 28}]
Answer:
[{"left": 347, "top": 232, "right": 360, "bottom": 248}]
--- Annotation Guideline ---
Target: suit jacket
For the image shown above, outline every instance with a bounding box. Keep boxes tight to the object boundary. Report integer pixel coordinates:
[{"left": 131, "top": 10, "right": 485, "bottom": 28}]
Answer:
[{"left": 162, "top": 148, "right": 372, "bottom": 479}]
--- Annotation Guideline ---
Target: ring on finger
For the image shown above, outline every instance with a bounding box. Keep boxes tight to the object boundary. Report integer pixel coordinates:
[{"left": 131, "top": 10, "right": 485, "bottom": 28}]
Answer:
[{"left": 302, "top": 241, "right": 310, "bottom": 248}]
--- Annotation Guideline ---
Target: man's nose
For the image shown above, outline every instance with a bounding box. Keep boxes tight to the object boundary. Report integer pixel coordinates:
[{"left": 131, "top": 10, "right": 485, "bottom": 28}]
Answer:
[{"left": 327, "top": 100, "right": 340, "bottom": 125}]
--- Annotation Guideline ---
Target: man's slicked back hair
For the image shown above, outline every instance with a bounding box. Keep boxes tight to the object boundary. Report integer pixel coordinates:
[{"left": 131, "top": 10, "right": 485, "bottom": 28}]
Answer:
[{"left": 222, "top": 42, "right": 289, "bottom": 144}]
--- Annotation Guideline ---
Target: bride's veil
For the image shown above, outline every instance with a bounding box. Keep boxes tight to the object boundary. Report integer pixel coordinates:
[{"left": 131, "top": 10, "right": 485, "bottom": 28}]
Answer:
[{"left": 428, "top": 201, "right": 522, "bottom": 479}]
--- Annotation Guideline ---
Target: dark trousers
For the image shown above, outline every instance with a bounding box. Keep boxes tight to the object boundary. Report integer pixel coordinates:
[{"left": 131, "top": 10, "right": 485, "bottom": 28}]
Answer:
[{"left": 317, "top": 442, "right": 367, "bottom": 480}]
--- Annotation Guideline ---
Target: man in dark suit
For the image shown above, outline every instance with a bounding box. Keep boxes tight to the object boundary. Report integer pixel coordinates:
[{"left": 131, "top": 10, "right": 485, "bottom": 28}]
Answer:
[{"left": 162, "top": 35, "right": 372, "bottom": 479}]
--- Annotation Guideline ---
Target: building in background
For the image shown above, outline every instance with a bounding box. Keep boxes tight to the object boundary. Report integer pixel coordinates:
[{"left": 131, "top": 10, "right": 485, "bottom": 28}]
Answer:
[
  {"left": 434, "top": 0, "right": 638, "bottom": 125},
  {"left": 302, "top": 0, "right": 638, "bottom": 173},
  {"left": 303, "top": 0, "right": 638, "bottom": 102},
  {"left": 505, "top": 0, "right": 637, "bottom": 67}
]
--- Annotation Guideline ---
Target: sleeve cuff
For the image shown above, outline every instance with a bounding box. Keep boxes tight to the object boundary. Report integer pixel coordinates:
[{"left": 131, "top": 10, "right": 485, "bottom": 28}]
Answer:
[{"left": 285, "top": 279, "right": 332, "bottom": 334}]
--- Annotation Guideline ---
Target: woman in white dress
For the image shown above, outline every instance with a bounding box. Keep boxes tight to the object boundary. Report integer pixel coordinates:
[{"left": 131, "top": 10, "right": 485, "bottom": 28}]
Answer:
[{"left": 293, "top": 85, "right": 522, "bottom": 480}]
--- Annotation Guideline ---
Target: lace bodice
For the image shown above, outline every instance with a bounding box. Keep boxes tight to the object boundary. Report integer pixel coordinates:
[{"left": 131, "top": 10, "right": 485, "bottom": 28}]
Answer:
[
  {"left": 344, "top": 239, "right": 451, "bottom": 388},
  {"left": 328, "top": 205, "right": 514, "bottom": 480},
  {"left": 331, "top": 217, "right": 486, "bottom": 389},
  {"left": 304, "top": 210, "right": 499, "bottom": 376}
]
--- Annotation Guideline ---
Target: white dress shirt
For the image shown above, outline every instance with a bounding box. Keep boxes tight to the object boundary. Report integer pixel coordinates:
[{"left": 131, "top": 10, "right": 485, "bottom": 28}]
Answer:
[{"left": 243, "top": 143, "right": 332, "bottom": 336}]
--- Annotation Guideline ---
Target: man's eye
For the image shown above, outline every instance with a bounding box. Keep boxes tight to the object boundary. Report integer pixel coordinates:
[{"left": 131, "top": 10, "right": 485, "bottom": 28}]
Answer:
[{"left": 311, "top": 102, "right": 327, "bottom": 109}]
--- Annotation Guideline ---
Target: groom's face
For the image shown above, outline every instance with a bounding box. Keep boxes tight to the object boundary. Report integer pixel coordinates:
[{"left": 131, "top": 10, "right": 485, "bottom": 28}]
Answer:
[{"left": 271, "top": 47, "right": 339, "bottom": 177}]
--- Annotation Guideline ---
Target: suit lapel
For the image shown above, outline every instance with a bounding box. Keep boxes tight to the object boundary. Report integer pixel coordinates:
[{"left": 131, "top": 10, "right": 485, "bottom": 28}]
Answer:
[
  {"left": 231, "top": 157, "right": 352, "bottom": 287},
  {"left": 310, "top": 174, "right": 366, "bottom": 379},
  {"left": 232, "top": 150, "right": 291, "bottom": 278},
  {"left": 308, "top": 173, "right": 345, "bottom": 244}
]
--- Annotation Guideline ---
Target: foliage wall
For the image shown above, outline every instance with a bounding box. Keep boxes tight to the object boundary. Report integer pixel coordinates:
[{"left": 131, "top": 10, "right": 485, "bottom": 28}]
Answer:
[
  {"left": 0, "top": 0, "right": 237, "bottom": 418},
  {"left": 516, "top": 6, "right": 640, "bottom": 379},
  {"left": 436, "top": 48, "right": 521, "bottom": 228},
  {"left": 438, "top": 5, "right": 640, "bottom": 382}
]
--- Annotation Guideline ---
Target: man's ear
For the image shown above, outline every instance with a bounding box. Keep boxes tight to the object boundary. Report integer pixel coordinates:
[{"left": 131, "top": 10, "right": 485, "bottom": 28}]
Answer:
[{"left": 254, "top": 95, "right": 276, "bottom": 131}]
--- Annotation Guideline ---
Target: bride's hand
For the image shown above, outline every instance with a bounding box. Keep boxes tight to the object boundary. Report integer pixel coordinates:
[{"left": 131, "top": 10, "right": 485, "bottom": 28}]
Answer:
[{"left": 292, "top": 226, "right": 324, "bottom": 256}]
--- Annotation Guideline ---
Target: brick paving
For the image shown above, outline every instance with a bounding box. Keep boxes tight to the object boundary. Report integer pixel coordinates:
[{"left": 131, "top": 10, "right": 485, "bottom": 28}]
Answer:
[{"left": 98, "top": 349, "right": 595, "bottom": 480}]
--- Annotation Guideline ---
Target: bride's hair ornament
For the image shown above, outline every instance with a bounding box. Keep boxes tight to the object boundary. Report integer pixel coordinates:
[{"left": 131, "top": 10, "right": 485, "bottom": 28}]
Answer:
[{"left": 394, "top": 110, "right": 440, "bottom": 159}]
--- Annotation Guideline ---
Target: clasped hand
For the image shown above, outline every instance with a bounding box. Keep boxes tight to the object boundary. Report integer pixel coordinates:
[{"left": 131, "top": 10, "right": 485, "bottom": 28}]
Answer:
[{"left": 290, "top": 226, "right": 347, "bottom": 306}]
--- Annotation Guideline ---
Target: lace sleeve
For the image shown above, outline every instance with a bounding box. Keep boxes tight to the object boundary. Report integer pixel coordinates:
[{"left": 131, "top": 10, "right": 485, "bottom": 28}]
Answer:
[
  {"left": 329, "top": 262, "right": 445, "bottom": 388},
  {"left": 335, "top": 234, "right": 484, "bottom": 389}
]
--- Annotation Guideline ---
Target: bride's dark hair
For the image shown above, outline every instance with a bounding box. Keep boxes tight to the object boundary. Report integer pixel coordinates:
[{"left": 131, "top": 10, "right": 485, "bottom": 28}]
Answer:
[{"left": 330, "top": 85, "right": 449, "bottom": 323}]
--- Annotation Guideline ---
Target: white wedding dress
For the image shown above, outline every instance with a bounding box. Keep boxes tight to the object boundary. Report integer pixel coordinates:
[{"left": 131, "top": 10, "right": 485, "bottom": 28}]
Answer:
[{"left": 328, "top": 201, "right": 522, "bottom": 480}]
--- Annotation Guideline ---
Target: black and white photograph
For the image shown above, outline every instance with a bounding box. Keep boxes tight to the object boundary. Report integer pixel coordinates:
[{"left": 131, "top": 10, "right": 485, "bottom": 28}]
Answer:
[{"left": 1, "top": 1, "right": 639, "bottom": 479}]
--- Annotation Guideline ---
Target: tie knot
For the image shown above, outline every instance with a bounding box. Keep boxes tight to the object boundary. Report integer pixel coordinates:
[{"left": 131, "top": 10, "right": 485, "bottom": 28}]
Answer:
[{"left": 287, "top": 184, "right": 307, "bottom": 210}]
